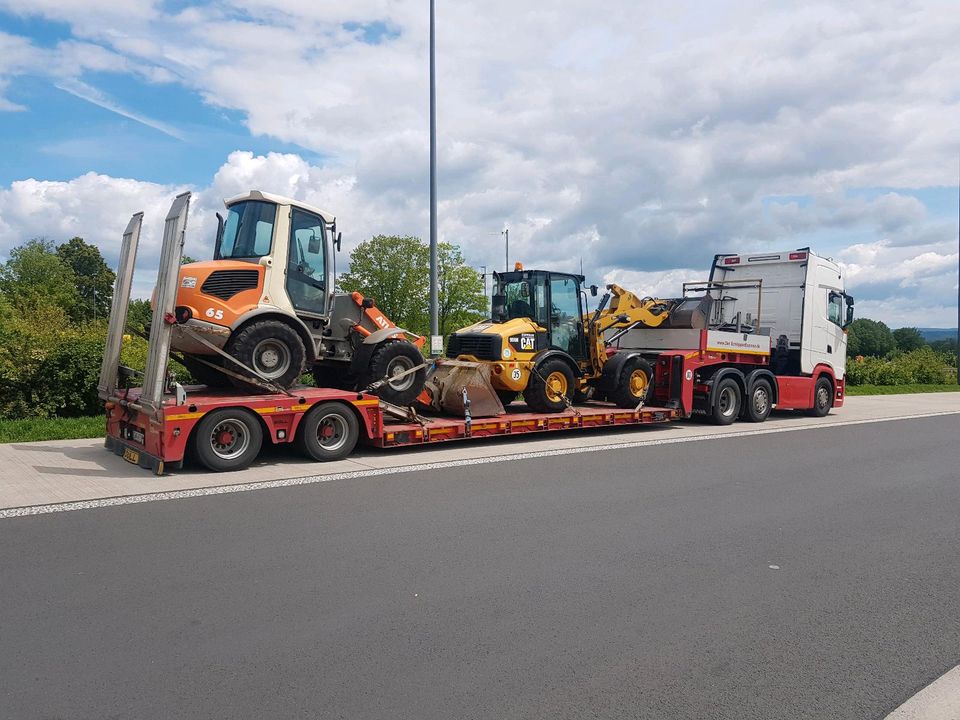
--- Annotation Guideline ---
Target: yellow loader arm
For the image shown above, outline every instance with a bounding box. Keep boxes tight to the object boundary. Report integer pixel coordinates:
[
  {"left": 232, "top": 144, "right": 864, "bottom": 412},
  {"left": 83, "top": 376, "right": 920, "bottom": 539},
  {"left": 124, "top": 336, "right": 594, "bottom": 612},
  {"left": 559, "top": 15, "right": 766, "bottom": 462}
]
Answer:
[{"left": 601, "top": 284, "right": 673, "bottom": 330}]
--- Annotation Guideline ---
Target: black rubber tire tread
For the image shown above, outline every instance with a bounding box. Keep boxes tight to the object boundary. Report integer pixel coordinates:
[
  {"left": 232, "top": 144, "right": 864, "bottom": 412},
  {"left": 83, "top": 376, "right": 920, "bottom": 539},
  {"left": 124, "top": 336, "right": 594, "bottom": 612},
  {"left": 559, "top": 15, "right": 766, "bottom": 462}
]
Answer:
[
  {"left": 365, "top": 340, "right": 426, "bottom": 407},
  {"left": 312, "top": 363, "right": 356, "bottom": 390},
  {"left": 609, "top": 358, "right": 654, "bottom": 409},
  {"left": 496, "top": 390, "right": 517, "bottom": 407},
  {"left": 192, "top": 408, "right": 263, "bottom": 472},
  {"left": 224, "top": 320, "right": 306, "bottom": 389},
  {"left": 524, "top": 358, "right": 575, "bottom": 413},
  {"left": 710, "top": 377, "right": 741, "bottom": 426},
  {"left": 180, "top": 355, "right": 230, "bottom": 388},
  {"left": 807, "top": 376, "right": 833, "bottom": 417},
  {"left": 295, "top": 401, "right": 360, "bottom": 462},
  {"left": 743, "top": 378, "right": 773, "bottom": 423}
]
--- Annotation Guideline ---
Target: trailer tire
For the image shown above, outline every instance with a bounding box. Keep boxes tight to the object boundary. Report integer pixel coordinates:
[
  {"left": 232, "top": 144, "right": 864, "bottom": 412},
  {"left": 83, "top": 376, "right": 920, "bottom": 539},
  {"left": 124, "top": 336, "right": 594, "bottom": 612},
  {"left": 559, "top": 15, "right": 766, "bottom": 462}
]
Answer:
[
  {"left": 743, "top": 378, "right": 772, "bottom": 423},
  {"left": 609, "top": 358, "right": 654, "bottom": 409},
  {"left": 296, "top": 402, "right": 360, "bottom": 462},
  {"left": 364, "top": 340, "right": 426, "bottom": 407},
  {"left": 710, "top": 378, "right": 741, "bottom": 425},
  {"left": 192, "top": 408, "right": 263, "bottom": 472},
  {"left": 525, "top": 358, "right": 575, "bottom": 413},
  {"left": 808, "top": 376, "right": 833, "bottom": 417},
  {"left": 225, "top": 320, "right": 306, "bottom": 389}
]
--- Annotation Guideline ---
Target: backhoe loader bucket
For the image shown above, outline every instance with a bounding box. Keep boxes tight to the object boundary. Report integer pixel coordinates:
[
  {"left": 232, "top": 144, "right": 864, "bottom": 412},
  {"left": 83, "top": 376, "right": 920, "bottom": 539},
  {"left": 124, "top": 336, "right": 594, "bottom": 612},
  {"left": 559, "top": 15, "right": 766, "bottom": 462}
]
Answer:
[{"left": 422, "top": 360, "right": 505, "bottom": 418}]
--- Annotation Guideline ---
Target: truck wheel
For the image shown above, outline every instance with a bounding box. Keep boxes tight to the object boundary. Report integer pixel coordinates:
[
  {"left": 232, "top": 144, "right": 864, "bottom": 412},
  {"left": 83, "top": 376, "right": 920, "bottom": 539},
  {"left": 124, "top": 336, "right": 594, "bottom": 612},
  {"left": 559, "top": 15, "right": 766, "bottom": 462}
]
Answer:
[
  {"left": 743, "top": 378, "right": 772, "bottom": 423},
  {"left": 807, "top": 376, "right": 833, "bottom": 417},
  {"left": 496, "top": 390, "right": 517, "bottom": 407},
  {"left": 366, "top": 341, "right": 426, "bottom": 407},
  {"left": 524, "top": 358, "right": 575, "bottom": 413},
  {"left": 609, "top": 358, "right": 654, "bottom": 409},
  {"left": 296, "top": 402, "right": 360, "bottom": 461},
  {"left": 710, "top": 378, "right": 741, "bottom": 425},
  {"left": 225, "top": 320, "right": 306, "bottom": 389},
  {"left": 192, "top": 408, "right": 263, "bottom": 472}
]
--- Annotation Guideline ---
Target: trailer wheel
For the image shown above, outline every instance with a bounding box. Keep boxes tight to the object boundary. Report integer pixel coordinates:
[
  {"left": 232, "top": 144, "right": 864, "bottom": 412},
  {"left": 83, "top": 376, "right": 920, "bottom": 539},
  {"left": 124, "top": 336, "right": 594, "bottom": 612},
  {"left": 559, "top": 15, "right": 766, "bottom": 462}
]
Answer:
[
  {"left": 807, "top": 376, "right": 833, "bottom": 417},
  {"left": 295, "top": 402, "right": 360, "bottom": 461},
  {"left": 743, "top": 378, "right": 772, "bottom": 423},
  {"left": 524, "top": 358, "right": 575, "bottom": 413},
  {"left": 609, "top": 358, "right": 654, "bottom": 409},
  {"left": 193, "top": 408, "right": 263, "bottom": 472},
  {"left": 710, "top": 378, "right": 741, "bottom": 425},
  {"left": 225, "top": 320, "right": 306, "bottom": 389},
  {"left": 365, "top": 341, "right": 426, "bottom": 407}
]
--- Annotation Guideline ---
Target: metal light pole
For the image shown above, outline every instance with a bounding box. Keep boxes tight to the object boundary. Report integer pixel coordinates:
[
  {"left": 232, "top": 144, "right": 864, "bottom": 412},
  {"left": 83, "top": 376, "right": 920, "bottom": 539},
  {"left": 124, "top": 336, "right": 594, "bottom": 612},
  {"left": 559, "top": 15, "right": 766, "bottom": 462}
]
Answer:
[
  {"left": 956, "top": 152, "right": 959, "bottom": 383},
  {"left": 428, "top": 0, "right": 440, "bottom": 355},
  {"left": 502, "top": 227, "right": 509, "bottom": 271}
]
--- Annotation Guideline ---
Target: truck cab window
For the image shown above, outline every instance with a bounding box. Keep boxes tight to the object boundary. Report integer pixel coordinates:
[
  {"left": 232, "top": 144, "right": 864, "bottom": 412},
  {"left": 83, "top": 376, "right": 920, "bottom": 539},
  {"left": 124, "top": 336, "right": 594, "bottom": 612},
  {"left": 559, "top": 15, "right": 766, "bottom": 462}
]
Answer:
[{"left": 827, "top": 292, "right": 843, "bottom": 327}]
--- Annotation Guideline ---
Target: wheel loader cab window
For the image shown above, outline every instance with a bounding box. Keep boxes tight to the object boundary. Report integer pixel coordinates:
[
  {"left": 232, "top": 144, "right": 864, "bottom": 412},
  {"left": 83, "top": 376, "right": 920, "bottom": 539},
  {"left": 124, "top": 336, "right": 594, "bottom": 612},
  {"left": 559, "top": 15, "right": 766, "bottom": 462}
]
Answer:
[
  {"left": 217, "top": 200, "right": 276, "bottom": 260},
  {"left": 286, "top": 208, "right": 327, "bottom": 314},
  {"left": 549, "top": 276, "right": 583, "bottom": 356}
]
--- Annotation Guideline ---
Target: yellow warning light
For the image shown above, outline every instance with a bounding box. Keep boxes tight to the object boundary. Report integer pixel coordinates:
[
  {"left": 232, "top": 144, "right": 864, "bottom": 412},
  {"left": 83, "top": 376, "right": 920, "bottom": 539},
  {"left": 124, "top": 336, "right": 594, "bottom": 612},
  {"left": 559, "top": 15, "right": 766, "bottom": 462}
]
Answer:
[{"left": 514, "top": 262, "right": 523, "bottom": 271}]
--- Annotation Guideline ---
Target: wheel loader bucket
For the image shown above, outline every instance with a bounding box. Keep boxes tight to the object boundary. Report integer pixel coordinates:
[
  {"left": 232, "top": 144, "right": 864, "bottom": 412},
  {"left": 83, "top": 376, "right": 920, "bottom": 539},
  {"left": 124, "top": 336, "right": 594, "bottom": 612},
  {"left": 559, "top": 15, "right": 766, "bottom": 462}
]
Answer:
[{"left": 423, "top": 360, "right": 505, "bottom": 418}]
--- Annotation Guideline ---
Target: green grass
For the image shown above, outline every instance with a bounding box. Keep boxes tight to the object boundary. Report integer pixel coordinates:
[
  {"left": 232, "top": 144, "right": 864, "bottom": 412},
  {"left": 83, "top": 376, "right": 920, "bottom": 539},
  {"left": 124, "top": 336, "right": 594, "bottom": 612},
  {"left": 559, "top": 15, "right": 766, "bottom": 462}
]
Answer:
[
  {"left": 0, "top": 415, "right": 105, "bottom": 443},
  {"left": 847, "top": 383, "right": 960, "bottom": 396}
]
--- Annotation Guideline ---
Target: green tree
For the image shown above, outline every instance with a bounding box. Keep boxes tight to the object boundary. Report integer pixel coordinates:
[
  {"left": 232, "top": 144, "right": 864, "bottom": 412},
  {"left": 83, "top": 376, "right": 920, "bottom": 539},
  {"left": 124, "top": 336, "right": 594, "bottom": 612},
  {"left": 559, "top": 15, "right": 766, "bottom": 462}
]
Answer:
[
  {"left": 0, "top": 238, "right": 79, "bottom": 314},
  {"left": 437, "top": 242, "right": 486, "bottom": 334},
  {"left": 56, "top": 236, "right": 115, "bottom": 321},
  {"left": 338, "top": 235, "right": 430, "bottom": 333},
  {"left": 892, "top": 327, "right": 926, "bottom": 353},
  {"left": 930, "top": 337, "right": 958, "bottom": 362},
  {"left": 127, "top": 298, "right": 153, "bottom": 333},
  {"left": 182, "top": 255, "right": 197, "bottom": 264},
  {"left": 846, "top": 318, "right": 896, "bottom": 357}
]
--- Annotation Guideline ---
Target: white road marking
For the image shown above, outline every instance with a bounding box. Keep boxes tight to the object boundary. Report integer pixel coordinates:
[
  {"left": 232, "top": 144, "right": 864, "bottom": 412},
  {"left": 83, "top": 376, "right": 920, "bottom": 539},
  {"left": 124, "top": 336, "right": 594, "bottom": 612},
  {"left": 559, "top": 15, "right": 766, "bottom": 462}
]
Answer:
[
  {"left": 1, "top": 409, "right": 958, "bottom": 519},
  {"left": 769, "top": 565, "right": 780, "bottom": 570},
  {"left": 885, "top": 664, "right": 960, "bottom": 719}
]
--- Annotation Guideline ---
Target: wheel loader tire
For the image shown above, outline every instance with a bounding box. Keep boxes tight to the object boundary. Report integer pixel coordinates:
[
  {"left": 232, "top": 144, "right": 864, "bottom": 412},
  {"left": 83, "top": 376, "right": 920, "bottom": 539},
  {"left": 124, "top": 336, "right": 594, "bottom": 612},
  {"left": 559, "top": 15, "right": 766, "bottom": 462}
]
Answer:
[
  {"left": 365, "top": 340, "right": 426, "bottom": 407},
  {"left": 524, "top": 358, "right": 575, "bottom": 413},
  {"left": 807, "top": 376, "right": 833, "bottom": 417},
  {"left": 609, "top": 358, "right": 654, "bottom": 409},
  {"left": 496, "top": 390, "right": 517, "bottom": 407},
  {"left": 295, "top": 402, "right": 360, "bottom": 462},
  {"left": 224, "top": 320, "right": 306, "bottom": 389},
  {"left": 180, "top": 355, "right": 230, "bottom": 388}
]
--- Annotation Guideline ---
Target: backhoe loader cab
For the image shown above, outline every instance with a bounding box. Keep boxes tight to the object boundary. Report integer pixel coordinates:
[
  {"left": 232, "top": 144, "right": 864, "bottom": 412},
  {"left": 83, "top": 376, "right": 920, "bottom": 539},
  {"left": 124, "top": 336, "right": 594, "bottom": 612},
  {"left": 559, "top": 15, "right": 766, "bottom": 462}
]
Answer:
[{"left": 170, "top": 190, "right": 426, "bottom": 406}]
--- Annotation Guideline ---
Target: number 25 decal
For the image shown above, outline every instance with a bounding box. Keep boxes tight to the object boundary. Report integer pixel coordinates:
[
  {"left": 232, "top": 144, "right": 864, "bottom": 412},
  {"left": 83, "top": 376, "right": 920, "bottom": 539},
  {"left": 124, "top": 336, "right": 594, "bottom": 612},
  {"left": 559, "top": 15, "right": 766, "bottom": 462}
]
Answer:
[{"left": 205, "top": 308, "right": 225, "bottom": 320}]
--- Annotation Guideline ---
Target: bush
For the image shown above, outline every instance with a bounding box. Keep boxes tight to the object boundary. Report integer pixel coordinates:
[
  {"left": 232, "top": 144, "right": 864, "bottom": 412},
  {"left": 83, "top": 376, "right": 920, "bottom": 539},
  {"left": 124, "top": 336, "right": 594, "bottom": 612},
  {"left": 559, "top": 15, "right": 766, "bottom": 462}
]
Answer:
[{"left": 846, "top": 347, "right": 957, "bottom": 386}]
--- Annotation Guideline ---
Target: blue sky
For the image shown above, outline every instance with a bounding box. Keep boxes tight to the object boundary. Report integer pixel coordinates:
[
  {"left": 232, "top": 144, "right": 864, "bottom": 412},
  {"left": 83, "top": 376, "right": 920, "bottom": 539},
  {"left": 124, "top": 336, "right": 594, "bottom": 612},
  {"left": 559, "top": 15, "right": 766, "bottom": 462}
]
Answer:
[{"left": 0, "top": 1, "right": 956, "bottom": 326}]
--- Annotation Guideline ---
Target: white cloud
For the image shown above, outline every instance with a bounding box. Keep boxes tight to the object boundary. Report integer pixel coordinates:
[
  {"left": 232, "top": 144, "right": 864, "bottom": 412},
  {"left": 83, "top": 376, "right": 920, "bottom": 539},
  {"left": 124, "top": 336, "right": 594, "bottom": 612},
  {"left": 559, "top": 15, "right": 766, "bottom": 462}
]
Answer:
[{"left": 0, "top": 0, "right": 957, "bottom": 326}]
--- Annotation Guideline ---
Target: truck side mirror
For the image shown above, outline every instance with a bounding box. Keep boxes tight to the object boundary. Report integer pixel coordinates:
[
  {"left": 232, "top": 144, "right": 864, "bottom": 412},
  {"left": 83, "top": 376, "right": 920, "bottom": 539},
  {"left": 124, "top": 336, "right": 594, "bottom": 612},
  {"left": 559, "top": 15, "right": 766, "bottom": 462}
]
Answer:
[
  {"left": 590, "top": 285, "right": 598, "bottom": 297},
  {"left": 214, "top": 212, "right": 224, "bottom": 259},
  {"left": 335, "top": 231, "right": 342, "bottom": 252},
  {"left": 845, "top": 304, "right": 854, "bottom": 327}
]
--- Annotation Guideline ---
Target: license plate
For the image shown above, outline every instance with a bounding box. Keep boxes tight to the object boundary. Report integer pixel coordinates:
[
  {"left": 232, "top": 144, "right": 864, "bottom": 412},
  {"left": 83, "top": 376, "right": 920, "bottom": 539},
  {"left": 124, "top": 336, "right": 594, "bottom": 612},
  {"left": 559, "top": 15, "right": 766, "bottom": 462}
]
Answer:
[
  {"left": 124, "top": 425, "right": 146, "bottom": 444},
  {"left": 122, "top": 447, "right": 140, "bottom": 465}
]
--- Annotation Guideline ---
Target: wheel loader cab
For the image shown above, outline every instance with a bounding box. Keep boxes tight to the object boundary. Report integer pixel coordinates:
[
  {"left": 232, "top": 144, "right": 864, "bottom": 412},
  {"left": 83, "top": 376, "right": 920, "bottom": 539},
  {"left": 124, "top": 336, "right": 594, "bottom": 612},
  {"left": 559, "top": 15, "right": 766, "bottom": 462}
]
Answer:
[{"left": 491, "top": 270, "right": 588, "bottom": 361}]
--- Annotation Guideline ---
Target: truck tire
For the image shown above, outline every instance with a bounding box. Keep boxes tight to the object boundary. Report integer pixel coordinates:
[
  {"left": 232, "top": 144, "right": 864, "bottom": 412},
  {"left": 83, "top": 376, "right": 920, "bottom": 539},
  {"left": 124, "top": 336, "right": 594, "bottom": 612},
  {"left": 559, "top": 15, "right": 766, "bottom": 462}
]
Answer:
[
  {"left": 807, "top": 376, "right": 833, "bottom": 417},
  {"left": 225, "top": 320, "right": 306, "bottom": 389},
  {"left": 710, "top": 378, "right": 741, "bottom": 425},
  {"left": 295, "top": 402, "right": 360, "bottom": 461},
  {"left": 192, "top": 407, "right": 263, "bottom": 472},
  {"left": 365, "top": 340, "right": 426, "bottom": 407},
  {"left": 743, "top": 378, "right": 772, "bottom": 423},
  {"left": 609, "top": 358, "right": 654, "bottom": 409},
  {"left": 524, "top": 358, "right": 575, "bottom": 413}
]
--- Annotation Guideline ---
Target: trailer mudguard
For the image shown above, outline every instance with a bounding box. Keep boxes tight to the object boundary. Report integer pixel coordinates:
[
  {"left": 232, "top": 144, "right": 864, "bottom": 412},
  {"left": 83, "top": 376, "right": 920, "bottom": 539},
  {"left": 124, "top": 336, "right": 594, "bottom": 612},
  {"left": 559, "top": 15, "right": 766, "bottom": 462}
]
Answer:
[{"left": 361, "top": 326, "right": 410, "bottom": 345}]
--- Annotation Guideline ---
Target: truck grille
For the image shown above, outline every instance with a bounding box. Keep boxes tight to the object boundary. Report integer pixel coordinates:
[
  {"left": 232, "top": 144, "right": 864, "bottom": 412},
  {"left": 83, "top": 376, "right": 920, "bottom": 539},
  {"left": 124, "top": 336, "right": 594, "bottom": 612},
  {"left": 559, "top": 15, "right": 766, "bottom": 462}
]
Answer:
[
  {"left": 446, "top": 333, "right": 501, "bottom": 360},
  {"left": 200, "top": 270, "right": 260, "bottom": 300}
]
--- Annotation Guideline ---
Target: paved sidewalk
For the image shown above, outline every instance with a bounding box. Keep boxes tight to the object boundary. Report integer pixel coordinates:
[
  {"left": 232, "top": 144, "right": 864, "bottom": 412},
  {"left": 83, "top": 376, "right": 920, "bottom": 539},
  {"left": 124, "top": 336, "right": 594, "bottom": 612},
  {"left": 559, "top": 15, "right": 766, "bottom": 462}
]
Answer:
[{"left": 1, "top": 393, "right": 957, "bottom": 511}]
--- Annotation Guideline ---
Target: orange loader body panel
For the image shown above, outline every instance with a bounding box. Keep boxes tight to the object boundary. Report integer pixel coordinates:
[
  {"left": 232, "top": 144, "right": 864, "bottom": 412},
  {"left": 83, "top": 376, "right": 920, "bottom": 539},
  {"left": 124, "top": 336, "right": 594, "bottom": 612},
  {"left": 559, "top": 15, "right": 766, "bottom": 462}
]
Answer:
[{"left": 176, "top": 261, "right": 265, "bottom": 328}]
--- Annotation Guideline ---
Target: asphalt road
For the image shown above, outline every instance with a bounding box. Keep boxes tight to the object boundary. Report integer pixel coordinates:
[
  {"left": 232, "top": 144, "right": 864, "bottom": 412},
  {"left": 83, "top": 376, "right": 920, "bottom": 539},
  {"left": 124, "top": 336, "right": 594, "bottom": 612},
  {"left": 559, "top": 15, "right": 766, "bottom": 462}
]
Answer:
[{"left": 2, "top": 415, "right": 959, "bottom": 719}]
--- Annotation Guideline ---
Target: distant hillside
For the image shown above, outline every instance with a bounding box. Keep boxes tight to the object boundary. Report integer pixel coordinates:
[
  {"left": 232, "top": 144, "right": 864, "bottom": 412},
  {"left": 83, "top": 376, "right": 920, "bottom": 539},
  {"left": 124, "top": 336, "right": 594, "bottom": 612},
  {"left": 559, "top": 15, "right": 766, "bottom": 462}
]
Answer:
[{"left": 918, "top": 328, "right": 958, "bottom": 342}]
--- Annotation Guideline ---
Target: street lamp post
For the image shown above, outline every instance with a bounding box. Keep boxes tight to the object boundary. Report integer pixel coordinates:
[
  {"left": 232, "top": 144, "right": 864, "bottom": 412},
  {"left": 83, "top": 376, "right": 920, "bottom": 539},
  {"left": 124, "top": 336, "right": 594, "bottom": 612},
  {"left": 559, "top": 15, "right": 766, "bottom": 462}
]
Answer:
[
  {"left": 428, "top": 0, "right": 440, "bottom": 356},
  {"left": 502, "top": 228, "right": 509, "bottom": 271}
]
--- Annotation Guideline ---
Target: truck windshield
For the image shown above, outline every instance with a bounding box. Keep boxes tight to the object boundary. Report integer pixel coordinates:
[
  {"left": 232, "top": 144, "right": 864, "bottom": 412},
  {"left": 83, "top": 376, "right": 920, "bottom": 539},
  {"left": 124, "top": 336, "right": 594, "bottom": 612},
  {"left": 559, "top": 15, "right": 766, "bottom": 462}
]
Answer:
[{"left": 216, "top": 200, "right": 276, "bottom": 260}]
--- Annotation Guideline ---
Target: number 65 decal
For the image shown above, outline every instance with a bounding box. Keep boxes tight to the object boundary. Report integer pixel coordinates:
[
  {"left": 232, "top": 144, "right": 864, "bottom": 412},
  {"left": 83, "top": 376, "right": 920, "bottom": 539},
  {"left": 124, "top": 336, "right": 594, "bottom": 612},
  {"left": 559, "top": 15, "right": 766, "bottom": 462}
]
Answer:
[{"left": 205, "top": 308, "right": 224, "bottom": 320}]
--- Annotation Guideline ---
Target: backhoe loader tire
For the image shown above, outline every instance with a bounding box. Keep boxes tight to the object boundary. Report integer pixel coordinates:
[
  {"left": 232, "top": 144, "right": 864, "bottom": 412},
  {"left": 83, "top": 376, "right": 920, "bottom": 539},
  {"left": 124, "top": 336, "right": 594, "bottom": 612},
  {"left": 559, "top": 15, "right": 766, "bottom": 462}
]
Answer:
[
  {"left": 524, "top": 358, "right": 575, "bottom": 413},
  {"left": 295, "top": 402, "right": 360, "bottom": 462},
  {"left": 365, "top": 340, "right": 426, "bottom": 407},
  {"left": 609, "top": 358, "right": 654, "bottom": 409},
  {"left": 181, "top": 356, "right": 230, "bottom": 388},
  {"left": 496, "top": 390, "right": 517, "bottom": 407},
  {"left": 224, "top": 320, "right": 306, "bottom": 389}
]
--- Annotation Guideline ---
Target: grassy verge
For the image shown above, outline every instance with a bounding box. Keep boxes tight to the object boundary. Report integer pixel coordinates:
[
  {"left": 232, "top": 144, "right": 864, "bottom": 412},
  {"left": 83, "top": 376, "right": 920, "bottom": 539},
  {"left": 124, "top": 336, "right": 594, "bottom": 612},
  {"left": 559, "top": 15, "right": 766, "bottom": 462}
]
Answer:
[
  {"left": 0, "top": 415, "right": 105, "bottom": 444},
  {"left": 847, "top": 383, "right": 960, "bottom": 396}
]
